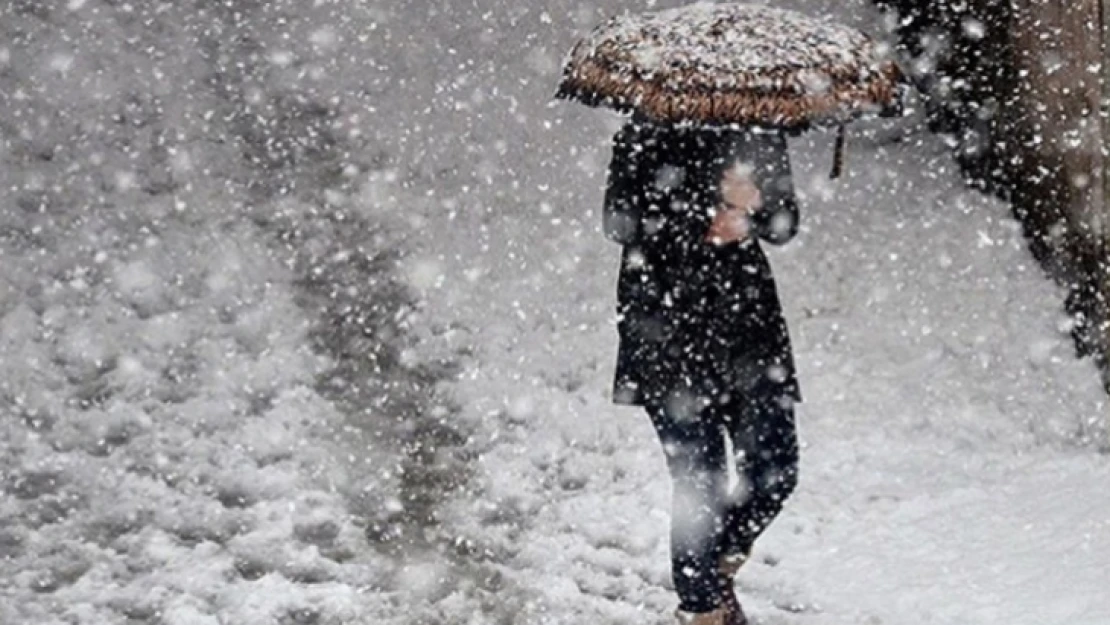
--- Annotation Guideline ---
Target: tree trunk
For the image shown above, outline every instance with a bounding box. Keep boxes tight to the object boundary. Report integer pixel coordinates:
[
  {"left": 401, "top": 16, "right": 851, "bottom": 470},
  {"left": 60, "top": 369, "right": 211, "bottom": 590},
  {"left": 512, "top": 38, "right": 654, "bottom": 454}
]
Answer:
[{"left": 878, "top": 0, "right": 1110, "bottom": 393}]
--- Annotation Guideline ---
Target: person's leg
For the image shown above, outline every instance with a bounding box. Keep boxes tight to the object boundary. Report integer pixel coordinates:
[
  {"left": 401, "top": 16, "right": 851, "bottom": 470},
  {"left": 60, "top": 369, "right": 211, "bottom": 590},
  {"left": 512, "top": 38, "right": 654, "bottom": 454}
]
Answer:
[
  {"left": 719, "top": 391, "right": 799, "bottom": 559},
  {"left": 644, "top": 399, "right": 730, "bottom": 615}
]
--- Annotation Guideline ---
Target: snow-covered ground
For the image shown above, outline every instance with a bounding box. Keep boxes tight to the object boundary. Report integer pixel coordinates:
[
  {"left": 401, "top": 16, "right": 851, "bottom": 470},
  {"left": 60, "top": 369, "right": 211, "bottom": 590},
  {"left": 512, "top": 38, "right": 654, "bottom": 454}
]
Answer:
[{"left": 1, "top": 1, "right": 1107, "bottom": 625}]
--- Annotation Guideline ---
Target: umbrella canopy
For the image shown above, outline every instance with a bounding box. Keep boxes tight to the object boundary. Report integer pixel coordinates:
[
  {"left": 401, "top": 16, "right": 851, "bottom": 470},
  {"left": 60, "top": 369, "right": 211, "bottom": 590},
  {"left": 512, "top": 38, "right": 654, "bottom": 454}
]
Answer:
[{"left": 556, "top": 2, "right": 904, "bottom": 129}]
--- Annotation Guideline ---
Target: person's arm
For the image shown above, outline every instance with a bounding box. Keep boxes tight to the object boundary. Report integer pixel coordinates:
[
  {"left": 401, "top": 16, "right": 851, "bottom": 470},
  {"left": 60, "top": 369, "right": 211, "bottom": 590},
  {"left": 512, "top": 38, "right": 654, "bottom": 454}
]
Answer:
[
  {"left": 602, "top": 124, "right": 644, "bottom": 246},
  {"left": 748, "top": 134, "right": 800, "bottom": 246},
  {"left": 714, "top": 132, "right": 800, "bottom": 247}
]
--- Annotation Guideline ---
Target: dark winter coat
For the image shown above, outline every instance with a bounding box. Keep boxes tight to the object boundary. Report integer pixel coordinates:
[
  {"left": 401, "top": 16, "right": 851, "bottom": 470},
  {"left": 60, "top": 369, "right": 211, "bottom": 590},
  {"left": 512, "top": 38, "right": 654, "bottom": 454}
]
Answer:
[{"left": 604, "top": 119, "right": 802, "bottom": 408}]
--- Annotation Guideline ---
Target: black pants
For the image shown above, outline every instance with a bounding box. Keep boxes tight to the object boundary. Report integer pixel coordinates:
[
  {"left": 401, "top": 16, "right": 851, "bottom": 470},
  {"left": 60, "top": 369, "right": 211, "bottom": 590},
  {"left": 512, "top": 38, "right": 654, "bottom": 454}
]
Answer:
[{"left": 645, "top": 390, "right": 799, "bottom": 614}]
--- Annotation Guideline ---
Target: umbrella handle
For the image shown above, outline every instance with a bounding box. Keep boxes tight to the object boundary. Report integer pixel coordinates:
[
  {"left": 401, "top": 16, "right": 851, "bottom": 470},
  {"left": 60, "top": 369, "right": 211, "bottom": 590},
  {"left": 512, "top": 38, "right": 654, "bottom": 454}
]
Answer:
[{"left": 830, "top": 124, "right": 846, "bottom": 179}]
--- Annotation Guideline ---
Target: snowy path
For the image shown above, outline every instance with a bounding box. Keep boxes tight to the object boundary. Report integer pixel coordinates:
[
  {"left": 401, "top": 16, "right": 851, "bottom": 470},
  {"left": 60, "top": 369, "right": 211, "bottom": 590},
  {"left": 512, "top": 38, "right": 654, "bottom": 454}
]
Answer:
[{"left": 405, "top": 120, "right": 1109, "bottom": 624}]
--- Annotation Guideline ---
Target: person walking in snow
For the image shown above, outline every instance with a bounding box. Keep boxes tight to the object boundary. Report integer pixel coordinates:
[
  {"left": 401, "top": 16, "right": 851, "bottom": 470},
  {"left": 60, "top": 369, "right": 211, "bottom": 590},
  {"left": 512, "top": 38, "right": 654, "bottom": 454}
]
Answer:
[
  {"left": 559, "top": 5, "right": 902, "bottom": 623},
  {"left": 603, "top": 114, "right": 801, "bottom": 625}
]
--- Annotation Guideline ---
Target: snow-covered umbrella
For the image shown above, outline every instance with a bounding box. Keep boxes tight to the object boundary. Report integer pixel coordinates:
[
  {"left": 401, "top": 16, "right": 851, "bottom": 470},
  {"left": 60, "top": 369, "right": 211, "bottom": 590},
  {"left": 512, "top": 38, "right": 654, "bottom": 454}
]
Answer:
[{"left": 556, "top": 2, "right": 904, "bottom": 132}]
